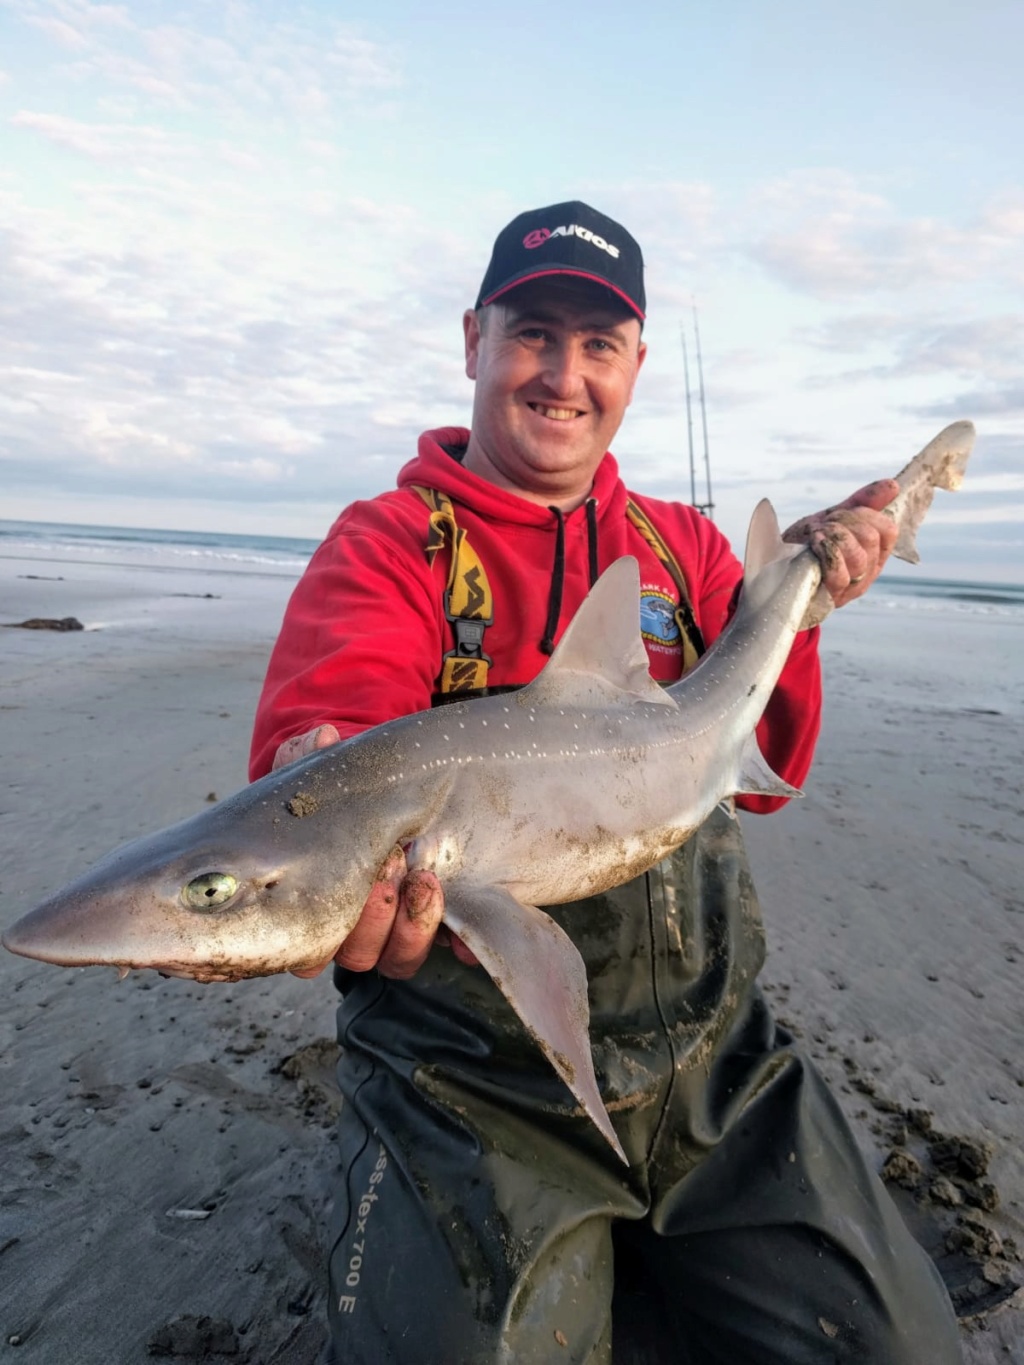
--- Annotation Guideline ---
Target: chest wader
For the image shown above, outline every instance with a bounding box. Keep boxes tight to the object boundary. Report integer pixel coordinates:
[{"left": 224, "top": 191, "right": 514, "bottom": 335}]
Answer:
[{"left": 322, "top": 496, "right": 963, "bottom": 1365}]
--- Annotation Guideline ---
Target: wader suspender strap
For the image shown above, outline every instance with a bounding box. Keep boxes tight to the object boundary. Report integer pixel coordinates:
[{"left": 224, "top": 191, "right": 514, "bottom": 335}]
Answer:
[
  {"left": 412, "top": 486, "right": 495, "bottom": 696},
  {"left": 412, "top": 486, "right": 707, "bottom": 697},
  {"left": 625, "top": 498, "right": 706, "bottom": 671}
]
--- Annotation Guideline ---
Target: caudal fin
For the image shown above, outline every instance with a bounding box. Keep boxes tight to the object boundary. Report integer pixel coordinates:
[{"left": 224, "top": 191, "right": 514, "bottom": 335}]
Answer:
[{"left": 889, "top": 421, "right": 975, "bottom": 564}]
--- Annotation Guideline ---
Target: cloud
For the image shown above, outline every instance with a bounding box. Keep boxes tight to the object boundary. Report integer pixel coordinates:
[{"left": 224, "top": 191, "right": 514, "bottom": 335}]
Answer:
[
  {"left": 910, "top": 386, "right": 1024, "bottom": 420},
  {"left": 6, "top": 0, "right": 403, "bottom": 133},
  {"left": 611, "top": 179, "right": 721, "bottom": 286},
  {"left": 0, "top": 179, "right": 480, "bottom": 515},
  {"left": 788, "top": 313, "right": 1024, "bottom": 430},
  {"left": 800, "top": 314, "right": 1024, "bottom": 379},
  {"left": 11, "top": 109, "right": 181, "bottom": 162},
  {"left": 755, "top": 219, "right": 970, "bottom": 297},
  {"left": 962, "top": 433, "right": 1024, "bottom": 477},
  {"left": 27, "top": 13, "right": 90, "bottom": 49},
  {"left": 745, "top": 174, "right": 1024, "bottom": 299}
]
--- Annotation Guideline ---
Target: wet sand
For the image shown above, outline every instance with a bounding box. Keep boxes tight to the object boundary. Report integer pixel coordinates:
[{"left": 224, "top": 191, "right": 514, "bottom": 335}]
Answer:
[
  {"left": 744, "top": 602, "right": 1024, "bottom": 1360},
  {"left": 0, "top": 553, "right": 1021, "bottom": 1361}
]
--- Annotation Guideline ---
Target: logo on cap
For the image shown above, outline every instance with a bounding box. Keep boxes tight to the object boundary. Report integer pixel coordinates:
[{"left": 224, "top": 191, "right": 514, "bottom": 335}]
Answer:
[{"left": 521, "top": 222, "right": 620, "bottom": 259}]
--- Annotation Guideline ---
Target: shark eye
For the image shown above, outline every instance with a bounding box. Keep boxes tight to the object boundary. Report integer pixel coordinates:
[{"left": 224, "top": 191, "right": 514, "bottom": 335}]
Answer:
[{"left": 183, "top": 872, "right": 239, "bottom": 910}]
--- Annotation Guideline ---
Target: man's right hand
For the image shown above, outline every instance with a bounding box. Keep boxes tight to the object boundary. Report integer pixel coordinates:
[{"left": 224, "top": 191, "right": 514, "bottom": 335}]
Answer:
[{"left": 273, "top": 726, "right": 479, "bottom": 979}]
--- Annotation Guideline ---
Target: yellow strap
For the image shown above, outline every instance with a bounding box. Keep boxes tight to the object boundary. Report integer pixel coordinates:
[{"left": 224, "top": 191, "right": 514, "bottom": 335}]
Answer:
[
  {"left": 413, "top": 486, "right": 494, "bottom": 695},
  {"left": 625, "top": 498, "right": 705, "bottom": 673},
  {"left": 438, "top": 655, "right": 490, "bottom": 695},
  {"left": 414, "top": 486, "right": 494, "bottom": 620}
]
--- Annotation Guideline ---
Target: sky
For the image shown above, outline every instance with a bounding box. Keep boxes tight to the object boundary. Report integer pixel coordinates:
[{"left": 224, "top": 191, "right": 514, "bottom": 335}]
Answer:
[{"left": 1, "top": 0, "right": 1022, "bottom": 581}]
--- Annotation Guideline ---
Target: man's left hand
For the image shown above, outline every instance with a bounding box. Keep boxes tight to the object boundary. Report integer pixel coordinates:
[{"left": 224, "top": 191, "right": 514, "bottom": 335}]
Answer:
[{"left": 783, "top": 478, "right": 899, "bottom": 609}]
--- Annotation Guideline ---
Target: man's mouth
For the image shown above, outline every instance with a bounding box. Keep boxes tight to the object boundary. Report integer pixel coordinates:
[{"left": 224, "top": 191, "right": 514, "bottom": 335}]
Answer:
[{"left": 528, "top": 403, "right": 583, "bottom": 422}]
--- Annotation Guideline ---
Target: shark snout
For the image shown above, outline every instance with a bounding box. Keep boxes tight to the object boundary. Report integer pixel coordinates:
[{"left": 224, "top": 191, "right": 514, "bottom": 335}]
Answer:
[{"left": 2, "top": 881, "right": 146, "bottom": 968}]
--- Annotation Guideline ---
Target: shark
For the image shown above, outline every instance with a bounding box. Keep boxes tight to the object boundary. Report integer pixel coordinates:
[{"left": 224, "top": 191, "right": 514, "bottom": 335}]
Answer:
[{"left": 2, "top": 421, "right": 975, "bottom": 1162}]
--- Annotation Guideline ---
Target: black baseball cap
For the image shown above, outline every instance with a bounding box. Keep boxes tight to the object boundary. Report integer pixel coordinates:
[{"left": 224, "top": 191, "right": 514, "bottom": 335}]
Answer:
[{"left": 475, "top": 201, "right": 646, "bottom": 321}]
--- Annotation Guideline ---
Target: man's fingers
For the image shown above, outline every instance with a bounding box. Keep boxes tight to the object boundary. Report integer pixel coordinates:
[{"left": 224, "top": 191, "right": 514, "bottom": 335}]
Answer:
[
  {"left": 335, "top": 855, "right": 448, "bottom": 979},
  {"left": 433, "top": 925, "right": 481, "bottom": 967},
  {"left": 783, "top": 480, "right": 900, "bottom": 547},
  {"left": 376, "top": 843, "right": 408, "bottom": 885},
  {"left": 813, "top": 515, "right": 893, "bottom": 606},
  {"left": 377, "top": 869, "right": 446, "bottom": 979},
  {"left": 812, "top": 521, "right": 870, "bottom": 576},
  {"left": 311, "top": 723, "right": 342, "bottom": 751},
  {"left": 449, "top": 934, "right": 481, "bottom": 968},
  {"left": 290, "top": 957, "right": 334, "bottom": 979},
  {"left": 334, "top": 844, "right": 407, "bottom": 972},
  {"left": 271, "top": 723, "right": 342, "bottom": 772},
  {"left": 830, "top": 477, "right": 899, "bottom": 513},
  {"left": 323, "top": 849, "right": 480, "bottom": 980}
]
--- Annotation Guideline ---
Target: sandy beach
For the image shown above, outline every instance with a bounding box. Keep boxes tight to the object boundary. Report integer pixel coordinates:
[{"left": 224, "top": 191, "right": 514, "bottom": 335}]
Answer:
[{"left": 1, "top": 542, "right": 1021, "bottom": 1362}]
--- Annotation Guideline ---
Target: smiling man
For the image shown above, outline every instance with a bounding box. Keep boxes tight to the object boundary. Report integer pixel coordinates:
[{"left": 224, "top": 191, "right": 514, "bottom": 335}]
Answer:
[
  {"left": 250, "top": 203, "right": 962, "bottom": 1364},
  {"left": 461, "top": 278, "right": 646, "bottom": 503}
]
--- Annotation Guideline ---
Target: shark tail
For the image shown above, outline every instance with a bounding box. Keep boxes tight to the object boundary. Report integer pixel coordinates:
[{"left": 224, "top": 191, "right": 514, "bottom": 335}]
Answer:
[{"left": 889, "top": 420, "right": 975, "bottom": 565}]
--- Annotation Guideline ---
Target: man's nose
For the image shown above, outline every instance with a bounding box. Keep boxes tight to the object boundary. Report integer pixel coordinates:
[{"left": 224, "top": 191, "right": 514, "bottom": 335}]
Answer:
[{"left": 540, "top": 340, "right": 585, "bottom": 397}]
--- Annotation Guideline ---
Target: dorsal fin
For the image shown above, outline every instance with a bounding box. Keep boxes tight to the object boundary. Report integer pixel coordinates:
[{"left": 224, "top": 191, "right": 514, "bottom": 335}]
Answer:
[
  {"left": 743, "top": 499, "right": 832, "bottom": 628},
  {"left": 740, "top": 500, "right": 804, "bottom": 610},
  {"left": 526, "top": 557, "right": 677, "bottom": 709}
]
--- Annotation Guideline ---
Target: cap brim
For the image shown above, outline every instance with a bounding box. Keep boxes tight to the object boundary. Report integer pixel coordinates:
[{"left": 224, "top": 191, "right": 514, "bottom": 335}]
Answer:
[{"left": 479, "top": 268, "right": 645, "bottom": 321}]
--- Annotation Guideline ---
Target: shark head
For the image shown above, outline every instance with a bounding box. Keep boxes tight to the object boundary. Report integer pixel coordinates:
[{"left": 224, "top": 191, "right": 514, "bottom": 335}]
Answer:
[{"left": 1, "top": 752, "right": 403, "bottom": 981}]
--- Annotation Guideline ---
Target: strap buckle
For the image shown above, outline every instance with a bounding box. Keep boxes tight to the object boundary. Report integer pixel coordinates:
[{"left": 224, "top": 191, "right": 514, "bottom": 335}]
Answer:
[{"left": 443, "top": 613, "right": 493, "bottom": 665}]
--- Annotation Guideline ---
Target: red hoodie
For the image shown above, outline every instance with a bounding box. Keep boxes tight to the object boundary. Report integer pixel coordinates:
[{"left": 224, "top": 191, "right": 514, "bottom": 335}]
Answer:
[{"left": 250, "top": 427, "right": 822, "bottom": 812}]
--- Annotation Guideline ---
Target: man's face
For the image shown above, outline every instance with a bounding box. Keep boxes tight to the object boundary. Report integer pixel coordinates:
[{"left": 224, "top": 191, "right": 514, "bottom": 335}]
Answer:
[{"left": 462, "top": 278, "right": 646, "bottom": 505}]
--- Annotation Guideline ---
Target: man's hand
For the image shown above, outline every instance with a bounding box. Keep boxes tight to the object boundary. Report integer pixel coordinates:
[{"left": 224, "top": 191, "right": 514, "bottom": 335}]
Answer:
[
  {"left": 289, "top": 845, "right": 479, "bottom": 980},
  {"left": 273, "top": 727, "right": 478, "bottom": 980},
  {"left": 271, "top": 723, "right": 342, "bottom": 771},
  {"left": 783, "top": 478, "right": 899, "bottom": 609}
]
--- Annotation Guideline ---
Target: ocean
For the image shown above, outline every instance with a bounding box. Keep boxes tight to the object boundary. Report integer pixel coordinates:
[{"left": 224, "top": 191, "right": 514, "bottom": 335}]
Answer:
[
  {"left": 2, "top": 517, "right": 1022, "bottom": 617},
  {"left": 0, "top": 518, "right": 316, "bottom": 579}
]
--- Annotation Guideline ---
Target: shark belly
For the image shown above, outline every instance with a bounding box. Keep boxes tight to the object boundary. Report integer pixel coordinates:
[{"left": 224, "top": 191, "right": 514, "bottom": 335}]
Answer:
[{"left": 420, "top": 713, "right": 709, "bottom": 907}]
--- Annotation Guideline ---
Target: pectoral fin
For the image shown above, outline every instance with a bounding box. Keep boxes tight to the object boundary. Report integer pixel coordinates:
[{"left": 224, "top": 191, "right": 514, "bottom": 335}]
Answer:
[{"left": 442, "top": 883, "right": 627, "bottom": 1165}]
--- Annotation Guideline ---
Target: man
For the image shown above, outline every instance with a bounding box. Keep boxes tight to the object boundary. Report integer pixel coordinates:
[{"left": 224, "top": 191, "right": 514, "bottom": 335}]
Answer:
[{"left": 251, "top": 203, "right": 961, "bottom": 1363}]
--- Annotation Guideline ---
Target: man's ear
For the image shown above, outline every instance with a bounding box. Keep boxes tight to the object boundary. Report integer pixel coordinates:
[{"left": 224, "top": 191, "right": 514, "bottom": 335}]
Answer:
[
  {"left": 626, "top": 339, "right": 647, "bottom": 406},
  {"left": 464, "top": 309, "right": 482, "bottom": 380}
]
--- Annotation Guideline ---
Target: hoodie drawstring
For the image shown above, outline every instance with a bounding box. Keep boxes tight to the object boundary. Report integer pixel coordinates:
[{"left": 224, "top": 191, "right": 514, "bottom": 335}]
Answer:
[
  {"left": 585, "top": 497, "right": 599, "bottom": 588},
  {"left": 539, "top": 498, "right": 600, "bottom": 655},
  {"left": 540, "top": 506, "right": 566, "bottom": 655}
]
